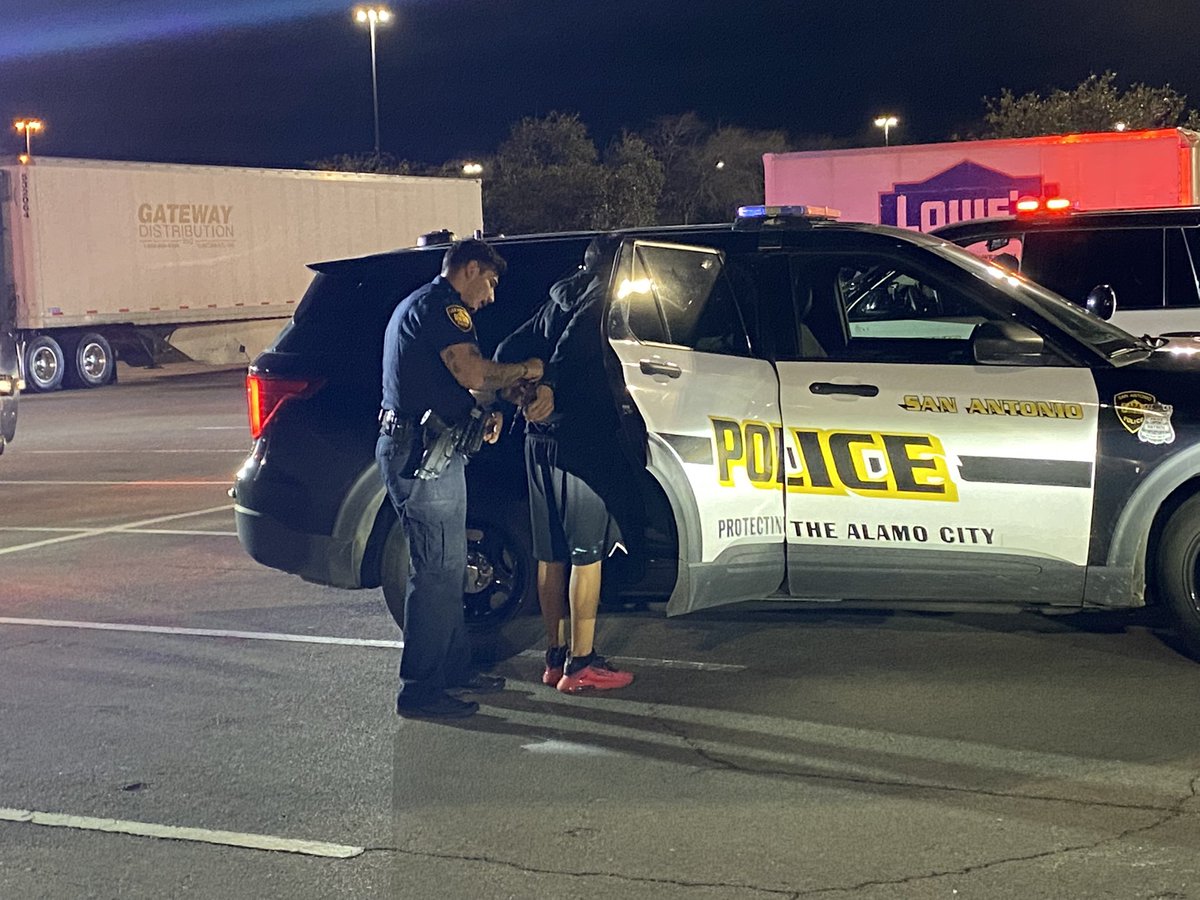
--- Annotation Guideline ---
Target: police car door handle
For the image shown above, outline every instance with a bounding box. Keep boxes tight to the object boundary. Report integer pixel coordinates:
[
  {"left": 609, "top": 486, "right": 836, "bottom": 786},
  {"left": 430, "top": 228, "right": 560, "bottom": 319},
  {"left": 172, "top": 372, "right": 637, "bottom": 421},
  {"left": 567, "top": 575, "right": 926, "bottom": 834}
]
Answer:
[
  {"left": 809, "top": 381, "right": 879, "bottom": 397},
  {"left": 639, "top": 359, "right": 682, "bottom": 378}
]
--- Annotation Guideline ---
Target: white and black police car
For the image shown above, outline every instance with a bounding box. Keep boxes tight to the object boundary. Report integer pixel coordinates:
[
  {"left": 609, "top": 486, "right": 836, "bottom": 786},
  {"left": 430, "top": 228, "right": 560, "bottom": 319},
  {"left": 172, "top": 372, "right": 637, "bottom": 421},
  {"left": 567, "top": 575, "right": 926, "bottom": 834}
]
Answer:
[{"left": 233, "top": 206, "right": 1200, "bottom": 659}]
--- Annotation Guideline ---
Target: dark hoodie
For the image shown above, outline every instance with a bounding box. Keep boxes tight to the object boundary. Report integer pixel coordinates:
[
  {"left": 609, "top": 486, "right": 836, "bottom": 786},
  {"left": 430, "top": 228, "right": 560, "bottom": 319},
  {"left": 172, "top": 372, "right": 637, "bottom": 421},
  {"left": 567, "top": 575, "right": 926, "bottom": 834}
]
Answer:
[{"left": 494, "top": 267, "right": 636, "bottom": 525}]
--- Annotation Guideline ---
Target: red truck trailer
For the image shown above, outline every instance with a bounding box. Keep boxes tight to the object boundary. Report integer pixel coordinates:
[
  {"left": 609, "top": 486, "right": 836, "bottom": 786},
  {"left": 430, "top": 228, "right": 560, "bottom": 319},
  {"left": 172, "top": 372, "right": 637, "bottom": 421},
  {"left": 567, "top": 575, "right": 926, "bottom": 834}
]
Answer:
[{"left": 764, "top": 128, "right": 1200, "bottom": 231}]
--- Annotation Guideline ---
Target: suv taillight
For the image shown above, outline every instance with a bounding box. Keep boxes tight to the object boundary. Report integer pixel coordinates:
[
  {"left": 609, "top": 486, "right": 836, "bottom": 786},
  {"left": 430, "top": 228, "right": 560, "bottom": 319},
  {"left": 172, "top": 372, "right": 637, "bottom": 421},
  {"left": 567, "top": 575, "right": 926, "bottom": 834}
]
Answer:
[{"left": 246, "top": 372, "right": 324, "bottom": 439}]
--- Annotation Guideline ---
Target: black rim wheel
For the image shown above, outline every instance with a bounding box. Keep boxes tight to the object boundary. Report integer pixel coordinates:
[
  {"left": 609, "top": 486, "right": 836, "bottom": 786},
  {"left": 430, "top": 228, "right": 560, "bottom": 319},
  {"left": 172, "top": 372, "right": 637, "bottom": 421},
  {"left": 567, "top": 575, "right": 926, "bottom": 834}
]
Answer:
[{"left": 463, "top": 521, "right": 526, "bottom": 629}]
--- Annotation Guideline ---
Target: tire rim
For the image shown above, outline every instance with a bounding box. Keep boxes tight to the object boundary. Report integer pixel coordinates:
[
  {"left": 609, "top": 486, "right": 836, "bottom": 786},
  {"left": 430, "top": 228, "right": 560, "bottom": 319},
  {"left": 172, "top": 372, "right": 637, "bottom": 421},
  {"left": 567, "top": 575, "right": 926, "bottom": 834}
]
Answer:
[
  {"left": 80, "top": 342, "right": 109, "bottom": 380},
  {"left": 31, "top": 346, "right": 59, "bottom": 386},
  {"left": 463, "top": 525, "right": 524, "bottom": 626},
  {"left": 1185, "top": 534, "right": 1200, "bottom": 617}
]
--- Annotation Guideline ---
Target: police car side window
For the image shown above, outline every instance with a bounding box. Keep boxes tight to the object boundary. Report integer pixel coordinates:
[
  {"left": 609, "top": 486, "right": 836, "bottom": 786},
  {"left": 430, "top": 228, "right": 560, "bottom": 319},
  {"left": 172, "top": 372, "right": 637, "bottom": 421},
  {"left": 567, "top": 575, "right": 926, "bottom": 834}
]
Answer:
[
  {"left": 831, "top": 256, "right": 995, "bottom": 364},
  {"left": 609, "top": 241, "right": 752, "bottom": 356},
  {"left": 1165, "top": 227, "right": 1200, "bottom": 309}
]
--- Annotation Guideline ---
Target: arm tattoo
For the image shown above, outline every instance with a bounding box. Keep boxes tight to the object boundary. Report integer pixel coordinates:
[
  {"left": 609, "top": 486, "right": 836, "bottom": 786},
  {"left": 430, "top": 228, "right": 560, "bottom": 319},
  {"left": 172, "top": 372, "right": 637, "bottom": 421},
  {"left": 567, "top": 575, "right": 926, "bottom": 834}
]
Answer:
[{"left": 442, "top": 342, "right": 527, "bottom": 391}]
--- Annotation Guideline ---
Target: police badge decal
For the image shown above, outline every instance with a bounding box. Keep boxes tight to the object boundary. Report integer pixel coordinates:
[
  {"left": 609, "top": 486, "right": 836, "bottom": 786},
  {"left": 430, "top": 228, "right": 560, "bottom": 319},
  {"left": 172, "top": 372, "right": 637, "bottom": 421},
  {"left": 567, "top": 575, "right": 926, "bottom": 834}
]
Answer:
[
  {"left": 446, "top": 305, "right": 473, "bottom": 332},
  {"left": 1114, "top": 390, "right": 1176, "bottom": 445}
]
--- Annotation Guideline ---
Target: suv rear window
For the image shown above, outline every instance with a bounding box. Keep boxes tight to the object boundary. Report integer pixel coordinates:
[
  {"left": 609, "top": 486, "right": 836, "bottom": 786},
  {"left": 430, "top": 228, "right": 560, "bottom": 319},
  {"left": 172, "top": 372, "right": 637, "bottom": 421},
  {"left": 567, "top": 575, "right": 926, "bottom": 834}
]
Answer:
[{"left": 1022, "top": 228, "right": 1164, "bottom": 310}]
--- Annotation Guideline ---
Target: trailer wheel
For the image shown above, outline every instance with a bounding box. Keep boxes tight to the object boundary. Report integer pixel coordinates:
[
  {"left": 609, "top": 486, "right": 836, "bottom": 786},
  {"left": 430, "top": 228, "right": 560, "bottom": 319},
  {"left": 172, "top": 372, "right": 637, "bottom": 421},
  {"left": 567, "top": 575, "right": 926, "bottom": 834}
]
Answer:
[
  {"left": 25, "top": 335, "right": 66, "bottom": 392},
  {"left": 1154, "top": 493, "right": 1200, "bottom": 660},
  {"left": 67, "top": 332, "right": 115, "bottom": 388}
]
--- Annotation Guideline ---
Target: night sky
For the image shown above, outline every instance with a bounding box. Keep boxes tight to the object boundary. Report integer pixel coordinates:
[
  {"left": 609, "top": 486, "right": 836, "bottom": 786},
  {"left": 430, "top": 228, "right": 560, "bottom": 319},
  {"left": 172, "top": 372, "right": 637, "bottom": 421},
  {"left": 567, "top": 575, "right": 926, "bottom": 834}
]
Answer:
[{"left": 4, "top": 0, "right": 1200, "bottom": 169}]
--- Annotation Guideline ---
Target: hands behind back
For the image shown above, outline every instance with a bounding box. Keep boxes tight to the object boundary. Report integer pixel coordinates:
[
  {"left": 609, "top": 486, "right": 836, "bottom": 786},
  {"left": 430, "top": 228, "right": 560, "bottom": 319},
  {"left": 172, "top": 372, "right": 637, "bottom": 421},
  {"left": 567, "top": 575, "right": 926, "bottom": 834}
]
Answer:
[{"left": 523, "top": 383, "right": 555, "bottom": 423}]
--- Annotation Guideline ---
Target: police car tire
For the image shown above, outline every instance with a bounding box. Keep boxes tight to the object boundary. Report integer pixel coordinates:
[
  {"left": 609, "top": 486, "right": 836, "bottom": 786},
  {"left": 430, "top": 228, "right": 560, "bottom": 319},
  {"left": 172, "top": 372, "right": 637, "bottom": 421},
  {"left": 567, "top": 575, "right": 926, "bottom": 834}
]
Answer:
[
  {"left": 378, "top": 508, "right": 533, "bottom": 636},
  {"left": 379, "top": 518, "right": 410, "bottom": 632},
  {"left": 1154, "top": 494, "right": 1200, "bottom": 660},
  {"left": 463, "top": 510, "right": 533, "bottom": 634}
]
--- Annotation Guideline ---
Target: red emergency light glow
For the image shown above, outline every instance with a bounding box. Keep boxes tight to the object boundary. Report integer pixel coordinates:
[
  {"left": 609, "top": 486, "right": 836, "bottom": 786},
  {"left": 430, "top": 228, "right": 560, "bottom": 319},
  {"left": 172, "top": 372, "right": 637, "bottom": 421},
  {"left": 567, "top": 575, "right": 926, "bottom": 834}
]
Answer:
[
  {"left": 246, "top": 372, "right": 324, "bottom": 439},
  {"left": 1015, "top": 195, "right": 1074, "bottom": 217}
]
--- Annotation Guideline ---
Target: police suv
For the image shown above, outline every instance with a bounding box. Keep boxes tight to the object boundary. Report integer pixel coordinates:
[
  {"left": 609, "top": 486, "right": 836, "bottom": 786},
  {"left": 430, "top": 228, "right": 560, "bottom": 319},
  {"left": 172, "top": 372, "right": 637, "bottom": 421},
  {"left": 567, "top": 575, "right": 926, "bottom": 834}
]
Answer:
[
  {"left": 233, "top": 207, "right": 1200, "bottom": 659},
  {"left": 934, "top": 203, "right": 1200, "bottom": 337}
]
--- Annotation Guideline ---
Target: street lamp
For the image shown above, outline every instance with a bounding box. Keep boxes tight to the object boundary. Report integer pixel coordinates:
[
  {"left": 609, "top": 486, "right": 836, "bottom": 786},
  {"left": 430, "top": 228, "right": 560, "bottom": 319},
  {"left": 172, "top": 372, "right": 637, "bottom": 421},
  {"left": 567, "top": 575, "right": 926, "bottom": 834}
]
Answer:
[
  {"left": 14, "top": 119, "right": 44, "bottom": 158},
  {"left": 873, "top": 115, "right": 898, "bottom": 146},
  {"left": 353, "top": 5, "right": 392, "bottom": 156},
  {"left": 461, "top": 161, "right": 483, "bottom": 176}
]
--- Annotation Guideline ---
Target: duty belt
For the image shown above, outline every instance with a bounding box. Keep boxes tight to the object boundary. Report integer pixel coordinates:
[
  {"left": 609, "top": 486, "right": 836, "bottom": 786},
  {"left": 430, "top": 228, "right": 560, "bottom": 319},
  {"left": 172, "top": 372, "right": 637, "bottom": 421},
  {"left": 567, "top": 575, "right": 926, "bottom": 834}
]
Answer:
[{"left": 378, "top": 408, "right": 417, "bottom": 438}]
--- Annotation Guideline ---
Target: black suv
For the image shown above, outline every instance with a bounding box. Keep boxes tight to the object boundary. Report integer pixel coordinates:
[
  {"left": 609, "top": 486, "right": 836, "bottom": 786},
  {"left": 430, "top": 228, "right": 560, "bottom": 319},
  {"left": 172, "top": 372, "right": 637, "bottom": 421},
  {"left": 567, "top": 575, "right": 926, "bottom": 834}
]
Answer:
[
  {"left": 234, "top": 209, "right": 1200, "bottom": 659},
  {"left": 933, "top": 206, "right": 1200, "bottom": 338}
]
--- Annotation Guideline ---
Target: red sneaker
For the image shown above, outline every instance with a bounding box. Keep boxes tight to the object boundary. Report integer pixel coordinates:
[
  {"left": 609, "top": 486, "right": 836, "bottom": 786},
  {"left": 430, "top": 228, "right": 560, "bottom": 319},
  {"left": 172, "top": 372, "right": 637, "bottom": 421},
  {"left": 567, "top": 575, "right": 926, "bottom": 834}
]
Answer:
[
  {"left": 556, "top": 655, "right": 633, "bottom": 693},
  {"left": 542, "top": 646, "right": 567, "bottom": 686}
]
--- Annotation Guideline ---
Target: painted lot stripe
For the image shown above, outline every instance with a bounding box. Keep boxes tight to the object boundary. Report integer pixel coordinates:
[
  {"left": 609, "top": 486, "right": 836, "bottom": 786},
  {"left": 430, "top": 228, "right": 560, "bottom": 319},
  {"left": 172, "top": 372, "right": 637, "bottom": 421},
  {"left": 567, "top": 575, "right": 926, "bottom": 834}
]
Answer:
[
  {"left": 0, "top": 618, "right": 742, "bottom": 672},
  {"left": 0, "top": 808, "right": 362, "bottom": 858},
  {"left": 0, "top": 480, "right": 230, "bottom": 486},
  {"left": 22, "top": 449, "right": 245, "bottom": 454},
  {"left": 0, "top": 527, "right": 235, "bottom": 536},
  {"left": 0, "top": 618, "right": 404, "bottom": 649},
  {"left": 0, "top": 505, "right": 232, "bottom": 557}
]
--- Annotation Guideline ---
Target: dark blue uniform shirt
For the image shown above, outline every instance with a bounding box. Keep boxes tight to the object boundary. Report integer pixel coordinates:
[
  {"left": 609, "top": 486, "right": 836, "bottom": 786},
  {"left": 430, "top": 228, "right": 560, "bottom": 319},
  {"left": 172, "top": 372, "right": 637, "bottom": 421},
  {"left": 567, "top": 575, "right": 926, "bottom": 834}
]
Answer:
[{"left": 381, "top": 276, "right": 478, "bottom": 425}]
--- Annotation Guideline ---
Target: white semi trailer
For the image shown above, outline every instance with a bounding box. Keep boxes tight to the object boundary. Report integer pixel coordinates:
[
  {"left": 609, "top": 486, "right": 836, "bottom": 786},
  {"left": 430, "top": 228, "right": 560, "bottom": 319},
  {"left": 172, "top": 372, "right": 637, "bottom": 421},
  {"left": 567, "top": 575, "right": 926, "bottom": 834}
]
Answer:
[{"left": 0, "top": 157, "right": 483, "bottom": 391}]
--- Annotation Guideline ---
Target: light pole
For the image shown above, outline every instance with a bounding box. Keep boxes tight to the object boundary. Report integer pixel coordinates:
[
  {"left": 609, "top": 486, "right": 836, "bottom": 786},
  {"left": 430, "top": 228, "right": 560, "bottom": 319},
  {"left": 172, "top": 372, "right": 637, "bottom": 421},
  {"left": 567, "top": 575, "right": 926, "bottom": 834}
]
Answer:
[
  {"left": 353, "top": 6, "right": 392, "bottom": 157},
  {"left": 873, "top": 115, "right": 898, "bottom": 146},
  {"left": 461, "top": 162, "right": 483, "bottom": 176},
  {"left": 14, "top": 118, "right": 44, "bottom": 159}
]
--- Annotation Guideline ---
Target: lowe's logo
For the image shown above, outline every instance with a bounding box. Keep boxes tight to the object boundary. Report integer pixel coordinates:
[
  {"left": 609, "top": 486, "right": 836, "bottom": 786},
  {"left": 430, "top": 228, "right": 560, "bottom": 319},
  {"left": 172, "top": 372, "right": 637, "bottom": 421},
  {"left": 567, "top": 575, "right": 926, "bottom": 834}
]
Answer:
[{"left": 879, "top": 161, "right": 1044, "bottom": 232}]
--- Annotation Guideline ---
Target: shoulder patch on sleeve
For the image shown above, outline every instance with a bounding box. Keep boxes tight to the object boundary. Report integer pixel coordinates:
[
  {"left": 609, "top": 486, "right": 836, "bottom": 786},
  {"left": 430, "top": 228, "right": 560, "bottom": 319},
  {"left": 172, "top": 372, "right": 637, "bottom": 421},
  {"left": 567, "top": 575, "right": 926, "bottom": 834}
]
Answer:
[{"left": 446, "top": 305, "right": 474, "bottom": 333}]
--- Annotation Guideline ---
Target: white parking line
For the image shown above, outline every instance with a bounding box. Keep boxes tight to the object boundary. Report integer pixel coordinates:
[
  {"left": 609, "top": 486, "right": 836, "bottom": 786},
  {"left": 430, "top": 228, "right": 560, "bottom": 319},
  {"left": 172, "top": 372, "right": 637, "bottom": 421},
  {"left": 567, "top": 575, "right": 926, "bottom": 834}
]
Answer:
[
  {"left": 0, "top": 527, "right": 235, "bottom": 536},
  {"left": 0, "top": 618, "right": 404, "bottom": 649},
  {"left": 0, "top": 618, "right": 744, "bottom": 672},
  {"left": 0, "top": 807, "right": 363, "bottom": 858},
  {"left": 0, "top": 505, "right": 232, "bottom": 556},
  {"left": 0, "top": 480, "right": 230, "bottom": 486},
  {"left": 21, "top": 450, "right": 246, "bottom": 454}
]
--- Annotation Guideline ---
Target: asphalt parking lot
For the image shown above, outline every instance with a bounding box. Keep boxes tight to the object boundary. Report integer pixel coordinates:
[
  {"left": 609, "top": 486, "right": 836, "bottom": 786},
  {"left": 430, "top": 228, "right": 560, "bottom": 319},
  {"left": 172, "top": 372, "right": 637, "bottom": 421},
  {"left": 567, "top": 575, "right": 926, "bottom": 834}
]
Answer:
[{"left": 2, "top": 364, "right": 1199, "bottom": 900}]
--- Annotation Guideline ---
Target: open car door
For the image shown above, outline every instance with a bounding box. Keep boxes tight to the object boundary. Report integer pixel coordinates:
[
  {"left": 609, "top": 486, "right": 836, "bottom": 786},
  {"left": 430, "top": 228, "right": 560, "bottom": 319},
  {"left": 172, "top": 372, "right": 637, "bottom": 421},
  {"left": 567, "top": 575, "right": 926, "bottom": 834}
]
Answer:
[{"left": 603, "top": 238, "right": 786, "bottom": 615}]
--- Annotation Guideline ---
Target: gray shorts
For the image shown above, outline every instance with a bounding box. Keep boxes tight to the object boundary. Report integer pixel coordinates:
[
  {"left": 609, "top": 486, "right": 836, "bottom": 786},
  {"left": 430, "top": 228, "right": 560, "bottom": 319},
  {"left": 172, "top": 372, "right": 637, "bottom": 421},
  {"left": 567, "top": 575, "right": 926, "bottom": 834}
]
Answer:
[{"left": 525, "top": 434, "right": 620, "bottom": 565}]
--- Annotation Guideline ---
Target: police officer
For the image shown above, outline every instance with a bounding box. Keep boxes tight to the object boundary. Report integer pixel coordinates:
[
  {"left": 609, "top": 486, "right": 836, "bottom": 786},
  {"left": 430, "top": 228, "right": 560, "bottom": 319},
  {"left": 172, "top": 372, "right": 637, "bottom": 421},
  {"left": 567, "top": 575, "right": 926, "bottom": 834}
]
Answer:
[
  {"left": 495, "top": 234, "right": 636, "bottom": 693},
  {"left": 377, "top": 238, "right": 543, "bottom": 719}
]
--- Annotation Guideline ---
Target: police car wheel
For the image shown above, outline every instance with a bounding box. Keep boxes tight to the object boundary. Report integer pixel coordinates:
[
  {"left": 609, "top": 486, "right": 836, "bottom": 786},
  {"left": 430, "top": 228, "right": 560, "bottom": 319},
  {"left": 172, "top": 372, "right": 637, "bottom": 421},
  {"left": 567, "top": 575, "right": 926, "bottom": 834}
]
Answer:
[
  {"left": 463, "top": 512, "right": 532, "bottom": 633},
  {"left": 1154, "top": 493, "right": 1200, "bottom": 660},
  {"left": 379, "top": 517, "right": 410, "bottom": 631},
  {"left": 378, "top": 510, "right": 532, "bottom": 635}
]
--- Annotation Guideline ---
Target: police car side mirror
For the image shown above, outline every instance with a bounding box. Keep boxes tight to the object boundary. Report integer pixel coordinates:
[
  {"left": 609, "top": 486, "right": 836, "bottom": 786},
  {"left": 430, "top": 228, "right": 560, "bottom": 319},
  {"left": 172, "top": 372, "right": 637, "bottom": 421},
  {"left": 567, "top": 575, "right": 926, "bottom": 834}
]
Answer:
[
  {"left": 1085, "top": 284, "right": 1116, "bottom": 320},
  {"left": 972, "top": 320, "right": 1045, "bottom": 365}
]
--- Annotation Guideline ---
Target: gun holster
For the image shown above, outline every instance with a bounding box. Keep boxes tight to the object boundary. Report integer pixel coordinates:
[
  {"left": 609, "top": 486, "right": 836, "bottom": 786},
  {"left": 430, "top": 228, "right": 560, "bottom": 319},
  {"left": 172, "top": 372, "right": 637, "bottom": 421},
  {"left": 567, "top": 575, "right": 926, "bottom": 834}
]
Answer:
[{"left": 413, "top": 407, "right": 487, "bottom": 481}]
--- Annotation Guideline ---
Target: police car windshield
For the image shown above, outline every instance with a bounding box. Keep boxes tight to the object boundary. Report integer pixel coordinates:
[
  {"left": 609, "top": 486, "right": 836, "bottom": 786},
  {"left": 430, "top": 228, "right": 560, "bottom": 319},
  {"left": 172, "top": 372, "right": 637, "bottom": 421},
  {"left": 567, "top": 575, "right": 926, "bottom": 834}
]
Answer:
[{"left": 912, "top": 232, "right": 1150, "bottom": 362}]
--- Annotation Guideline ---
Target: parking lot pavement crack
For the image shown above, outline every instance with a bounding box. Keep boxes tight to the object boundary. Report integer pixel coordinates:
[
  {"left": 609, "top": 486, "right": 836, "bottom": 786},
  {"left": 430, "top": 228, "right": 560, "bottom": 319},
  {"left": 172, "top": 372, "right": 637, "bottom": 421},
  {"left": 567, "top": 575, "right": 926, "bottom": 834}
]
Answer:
[
  {"left": 639, "top": 718, "right": 1193, "bottom": 817},
  {"left": 390, "top": 846, "right": 800, "bottom": 897},
  {"left": 651, "top": 707, "right": 740, "bottom": 774},
  {"left": 793, "top": 778, "right": 1200, "bottom": 896}
]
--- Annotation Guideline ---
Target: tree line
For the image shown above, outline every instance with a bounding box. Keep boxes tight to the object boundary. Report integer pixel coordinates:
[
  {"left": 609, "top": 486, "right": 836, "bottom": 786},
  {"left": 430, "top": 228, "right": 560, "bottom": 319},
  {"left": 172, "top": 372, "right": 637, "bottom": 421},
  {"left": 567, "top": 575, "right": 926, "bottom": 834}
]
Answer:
[{"left": 314, "top": 72, "right": 1200, "bottom": 234}]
